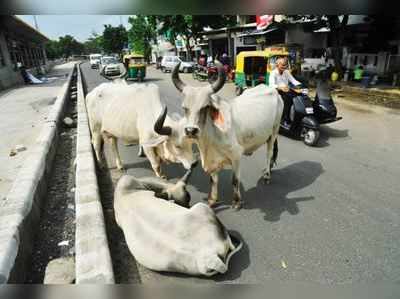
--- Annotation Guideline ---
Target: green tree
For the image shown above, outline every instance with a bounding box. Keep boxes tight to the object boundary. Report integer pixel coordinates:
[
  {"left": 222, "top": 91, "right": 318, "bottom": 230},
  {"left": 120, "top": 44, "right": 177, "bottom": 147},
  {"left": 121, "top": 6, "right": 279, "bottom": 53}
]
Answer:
[
  {"left": 102, "top": 24, "right": 128, "bottom": 54},
  {"left": 57, "top": 35, "right": 84, "bottom": 58},
  {"left": 156, "top": 15, "right": 237, "bottom": 59},
  {"left": 45, "top": 40, "right": 61, "bottom": 59},
  {"left": 127, "top": 15, "right": 156, "bottom": 60},
  {"left": 84, "top": 31, "right": 103, "bottom": 54}
]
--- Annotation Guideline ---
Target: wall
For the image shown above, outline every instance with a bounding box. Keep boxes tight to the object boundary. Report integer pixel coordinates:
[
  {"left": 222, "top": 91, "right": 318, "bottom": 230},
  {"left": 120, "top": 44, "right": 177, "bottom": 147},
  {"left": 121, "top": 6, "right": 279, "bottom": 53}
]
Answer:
[
  {"left": 0, "top": 31, "right": 23, "bottom": 90},
  {"left": 285, "top": 24, "right": 328, "bottom": 58}
]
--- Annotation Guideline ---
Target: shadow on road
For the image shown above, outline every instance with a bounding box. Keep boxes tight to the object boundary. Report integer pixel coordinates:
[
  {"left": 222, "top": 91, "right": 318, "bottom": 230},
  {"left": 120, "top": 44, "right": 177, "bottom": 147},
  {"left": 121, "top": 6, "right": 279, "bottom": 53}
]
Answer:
[
  {"left": 214, "top": 230, "right": 250, "bottom": 282},
  {"left": 317, "top": 126, "right": 349, "bottom": 148},
  {"left": 244, "top": 161, "right": 324, "bottom": 222}
]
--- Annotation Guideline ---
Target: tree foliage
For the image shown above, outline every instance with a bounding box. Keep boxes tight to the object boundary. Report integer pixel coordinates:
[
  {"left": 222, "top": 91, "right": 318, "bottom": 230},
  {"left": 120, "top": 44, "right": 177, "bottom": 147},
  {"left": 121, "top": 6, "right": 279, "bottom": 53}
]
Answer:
[
  {"left": 46, "top": 35, "right": 85, "bottom": 59},
  {"left": 101, "top": 24, "right": 128, "bottom": 54},
  {"left": 155, "top": 15, "right": 237, "bottom": 58},
  {"left": 83, "top": 32, "right": 103, "bottom": 54},
  {"left": 127, "top": 16, "right": 157, "bottom": 59}
]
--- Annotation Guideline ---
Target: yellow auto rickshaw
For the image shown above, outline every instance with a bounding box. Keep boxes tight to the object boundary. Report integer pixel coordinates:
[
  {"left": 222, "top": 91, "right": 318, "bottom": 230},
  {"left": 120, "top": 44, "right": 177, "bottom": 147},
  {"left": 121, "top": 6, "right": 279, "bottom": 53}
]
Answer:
[
  {"left": 234, "top": 48, "right": 290, "bottom": 95},
  {"left": 123, "top": 53, "right": 146, "bottom": 81}
]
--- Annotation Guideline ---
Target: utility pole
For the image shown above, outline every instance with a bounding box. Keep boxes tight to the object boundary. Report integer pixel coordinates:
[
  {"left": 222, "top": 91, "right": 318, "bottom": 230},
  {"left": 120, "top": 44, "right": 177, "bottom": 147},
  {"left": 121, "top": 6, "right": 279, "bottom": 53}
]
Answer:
[
  {"left": 119, "top": 16, "right": 123, "bottom": 27},
  {"left": 33, "top": 15, "right": 39, "bottom": 30}
]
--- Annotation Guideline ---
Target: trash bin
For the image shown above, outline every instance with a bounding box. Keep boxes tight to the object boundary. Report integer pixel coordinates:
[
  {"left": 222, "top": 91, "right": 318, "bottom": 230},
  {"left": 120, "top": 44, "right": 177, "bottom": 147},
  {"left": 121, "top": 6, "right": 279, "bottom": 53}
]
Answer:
[{"left": 361, "top": 76, "right": 370, "bottom": 88}]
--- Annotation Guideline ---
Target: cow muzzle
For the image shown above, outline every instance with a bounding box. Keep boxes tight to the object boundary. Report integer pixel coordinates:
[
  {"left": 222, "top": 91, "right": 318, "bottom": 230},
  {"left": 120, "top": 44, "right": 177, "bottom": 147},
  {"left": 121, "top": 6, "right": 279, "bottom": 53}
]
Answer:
[{"left": 185, "top": 126, "right": 199, "bottom": 138}]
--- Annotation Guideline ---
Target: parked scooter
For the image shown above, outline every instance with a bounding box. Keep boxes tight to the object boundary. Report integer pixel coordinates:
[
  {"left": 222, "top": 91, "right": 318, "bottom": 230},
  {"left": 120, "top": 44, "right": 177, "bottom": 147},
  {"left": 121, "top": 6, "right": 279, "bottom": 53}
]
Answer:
[{"left": 279, "top": 78, "right": 342, "bottom": 146}]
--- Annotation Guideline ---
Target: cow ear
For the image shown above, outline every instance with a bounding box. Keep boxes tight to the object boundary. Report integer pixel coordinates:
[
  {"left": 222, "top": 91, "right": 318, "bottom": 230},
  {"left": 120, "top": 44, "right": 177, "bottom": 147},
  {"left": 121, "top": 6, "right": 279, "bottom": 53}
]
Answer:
[
  {"left": 202, "top": 254, "right": 228, "bottom": 276},
  {"left": 141, "top": 136, "right": 168, "bottom": 148},
  {"left": 209, "top": 96, "right": 231, "bottom": 133}
]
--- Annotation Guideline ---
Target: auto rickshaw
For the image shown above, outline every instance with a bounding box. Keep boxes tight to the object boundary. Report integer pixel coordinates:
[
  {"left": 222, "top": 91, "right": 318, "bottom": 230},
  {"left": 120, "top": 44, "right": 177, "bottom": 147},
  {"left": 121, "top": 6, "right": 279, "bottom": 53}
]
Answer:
[
  {"left": 234, "top": 48, "right": 290, "bottom": 95},
  {"left": 123, "top": 53, "right": 146, "bottom": 81}
]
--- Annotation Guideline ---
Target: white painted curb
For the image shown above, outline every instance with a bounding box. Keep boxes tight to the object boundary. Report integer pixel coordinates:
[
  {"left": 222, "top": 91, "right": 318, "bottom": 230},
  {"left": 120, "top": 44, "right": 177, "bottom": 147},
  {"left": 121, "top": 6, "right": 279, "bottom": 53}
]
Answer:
[
  {"left": 0, "top": 64, "right": 77, "bottom": 283},
  {"left": 74, "top": 63, "right": 114, "bottom": 283}
]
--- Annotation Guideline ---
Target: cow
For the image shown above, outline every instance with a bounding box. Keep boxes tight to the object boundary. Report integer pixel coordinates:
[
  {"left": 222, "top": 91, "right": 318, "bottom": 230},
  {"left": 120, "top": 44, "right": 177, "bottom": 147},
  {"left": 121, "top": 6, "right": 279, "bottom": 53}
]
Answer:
[
  {"left": 86, "top": 73, "right": 196, "bottom": 178},
  {"left": 114, "top": 165, "right": 243, "bottom": 277},
  {"left": 171, "top": 62, "right": 283, "bottom": 210}
]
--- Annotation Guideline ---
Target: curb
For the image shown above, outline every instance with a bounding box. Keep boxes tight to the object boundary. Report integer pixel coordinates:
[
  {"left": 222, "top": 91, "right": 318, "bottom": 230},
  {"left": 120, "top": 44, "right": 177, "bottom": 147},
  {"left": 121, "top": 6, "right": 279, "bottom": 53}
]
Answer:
[
  {"left": 337, "top": 83, "right": 400, "bottom": 100},
  {"left": 0, "top": 64, "right": 77, "bottom": 283},
  {"left": 74, "top": 63, "right": 114, "bottom": 283}
]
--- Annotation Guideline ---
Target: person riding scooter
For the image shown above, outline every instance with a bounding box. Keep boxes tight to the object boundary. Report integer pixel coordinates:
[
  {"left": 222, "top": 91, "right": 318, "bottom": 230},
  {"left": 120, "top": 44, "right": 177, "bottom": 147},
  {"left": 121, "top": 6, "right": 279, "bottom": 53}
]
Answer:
[{"left": 269, "top": 57, "right": 301, "bottom": 125}]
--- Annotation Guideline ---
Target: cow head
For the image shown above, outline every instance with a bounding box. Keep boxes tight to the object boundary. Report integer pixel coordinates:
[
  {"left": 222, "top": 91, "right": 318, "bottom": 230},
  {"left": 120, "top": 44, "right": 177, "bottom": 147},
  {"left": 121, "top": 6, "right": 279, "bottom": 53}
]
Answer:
[
  {"left": 157, "top": 161, "right": 198, "bottom": 208},
  {"left": 143, "top": 106, "right": 196, "bottom": 170},
  {"left": 172, "top": 61, "right": 226, "bottom": 139}
]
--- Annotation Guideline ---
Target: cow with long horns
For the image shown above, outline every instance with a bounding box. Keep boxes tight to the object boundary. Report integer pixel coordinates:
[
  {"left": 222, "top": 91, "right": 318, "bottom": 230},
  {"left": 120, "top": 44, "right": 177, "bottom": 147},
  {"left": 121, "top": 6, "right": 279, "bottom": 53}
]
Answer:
[
  {"left": 86, "top": 80, "right": 196, "bottom": 177},
  {"left": 171, "top": 62, "right": 283, "bottom": 210}
]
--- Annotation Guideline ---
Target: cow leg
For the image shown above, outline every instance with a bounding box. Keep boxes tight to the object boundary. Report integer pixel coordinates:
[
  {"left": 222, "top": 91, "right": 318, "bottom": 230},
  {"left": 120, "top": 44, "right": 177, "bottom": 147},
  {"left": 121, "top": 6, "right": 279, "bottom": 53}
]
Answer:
[
  {"left": 92, "top": 132, "right": 105, "bottom": 168},
  {"left": 263, "top": 132, "right": 279, "bottom": 183},
  {"left": 110, "top": 137, "right": 124, "bottom": 171},
  {"left": 232, "top": 161, "right": 242, "bottom": 210},
  {"left": 208, "top": 172, "right": 219, "bottom": 207},
  {"left": 144, "top": 147, "right": 165, "bottom": 179}
]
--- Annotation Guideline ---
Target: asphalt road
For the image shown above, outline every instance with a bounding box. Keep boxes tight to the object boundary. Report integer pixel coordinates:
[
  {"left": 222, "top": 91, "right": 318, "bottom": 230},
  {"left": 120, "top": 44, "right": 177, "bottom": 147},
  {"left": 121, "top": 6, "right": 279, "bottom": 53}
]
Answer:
[{"left": 81, "top": 62, "right": 400, "bottom": 284}]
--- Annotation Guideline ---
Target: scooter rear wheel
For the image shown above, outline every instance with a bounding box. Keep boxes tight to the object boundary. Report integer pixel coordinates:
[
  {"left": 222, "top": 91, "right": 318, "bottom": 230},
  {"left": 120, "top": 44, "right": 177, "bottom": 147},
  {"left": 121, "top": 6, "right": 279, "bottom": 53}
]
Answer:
[{"left": 302, "top": 128, "right": 320, "bottom": 146}]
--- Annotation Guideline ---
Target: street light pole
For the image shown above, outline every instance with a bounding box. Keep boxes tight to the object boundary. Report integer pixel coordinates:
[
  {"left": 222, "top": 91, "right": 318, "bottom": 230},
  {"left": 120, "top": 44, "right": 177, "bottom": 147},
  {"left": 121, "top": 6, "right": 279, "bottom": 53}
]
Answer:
[{"left": 33, "top": 15, "right": 39, "bottom": 31}]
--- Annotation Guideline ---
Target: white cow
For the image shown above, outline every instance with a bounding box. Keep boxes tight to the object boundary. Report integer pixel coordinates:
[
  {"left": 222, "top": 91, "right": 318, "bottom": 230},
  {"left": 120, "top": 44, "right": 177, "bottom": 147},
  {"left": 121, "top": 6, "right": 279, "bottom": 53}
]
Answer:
[
  {"left": 114, "top": 169, "right": 242, "bottom": 277},
  {"left": 171, "top": 62, "right": 283, "bottom": 210},
  {"left": 86, "top": 79, "right": 195, "bottom": 178}
]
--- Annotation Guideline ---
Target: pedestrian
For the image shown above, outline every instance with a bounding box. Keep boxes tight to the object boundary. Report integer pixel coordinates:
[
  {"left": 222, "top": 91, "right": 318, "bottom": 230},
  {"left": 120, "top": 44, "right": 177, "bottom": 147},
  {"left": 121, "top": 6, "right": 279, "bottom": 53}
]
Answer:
[
  {"left": 207, "top": 54, "right": 213, "bottom": 66},
  {"left": 269, "top": 57, "right": 302, "bottom": 125},
  {"left": 18, "top": 62, "right": 30, "bottom": 84},
  {"left": 354, "top": 65, "right": 364, "bottom": 82}
]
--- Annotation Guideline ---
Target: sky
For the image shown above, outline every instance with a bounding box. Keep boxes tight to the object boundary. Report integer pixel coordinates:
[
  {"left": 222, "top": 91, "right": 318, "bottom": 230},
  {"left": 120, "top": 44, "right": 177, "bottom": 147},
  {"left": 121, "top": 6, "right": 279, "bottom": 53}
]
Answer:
[{"left": 16, "top": 15, "right": 132, "bottom": 42}]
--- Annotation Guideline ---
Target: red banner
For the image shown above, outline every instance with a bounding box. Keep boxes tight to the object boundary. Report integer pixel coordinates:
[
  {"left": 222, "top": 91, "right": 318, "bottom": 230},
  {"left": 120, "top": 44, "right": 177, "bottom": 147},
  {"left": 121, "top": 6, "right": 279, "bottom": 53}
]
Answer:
[{"left": 256, "top": 15, "right": 274, "bottom": 30}]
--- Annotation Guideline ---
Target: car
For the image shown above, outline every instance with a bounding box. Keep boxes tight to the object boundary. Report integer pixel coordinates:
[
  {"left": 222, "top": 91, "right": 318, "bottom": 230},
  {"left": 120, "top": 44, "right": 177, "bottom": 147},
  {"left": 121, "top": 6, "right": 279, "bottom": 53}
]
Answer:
[
  {"left": 100, "top": 56, "right": 122, "bottom": 76},
  {"left": 160, "top": 56, "right": 195, "bottom": 73},
  {"left": 89, "top": 54, "right": 102, "bottom": 69}
]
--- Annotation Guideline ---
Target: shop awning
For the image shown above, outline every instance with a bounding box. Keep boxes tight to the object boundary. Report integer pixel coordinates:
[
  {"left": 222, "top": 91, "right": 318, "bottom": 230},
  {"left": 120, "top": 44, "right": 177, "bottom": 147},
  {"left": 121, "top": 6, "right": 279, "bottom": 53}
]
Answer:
[{"left": 237, "top": 27, "right": 279, "bottom": 38}]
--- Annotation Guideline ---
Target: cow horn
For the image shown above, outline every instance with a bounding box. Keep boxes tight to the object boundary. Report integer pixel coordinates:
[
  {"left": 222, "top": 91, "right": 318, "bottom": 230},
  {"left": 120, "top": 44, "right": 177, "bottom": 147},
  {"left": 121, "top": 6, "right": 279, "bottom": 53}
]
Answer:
[
  {"left": 210, "top": 60, "right": 226, "bottom": 93},
  {"left": 180, "top": 161, "right": 198, "bottom": 183},
  {"left": 172, "top": 62, "right": 186, "bottom": 92},
  {"left": 154, "top": 106, "right": 172, "bottom": 136}
]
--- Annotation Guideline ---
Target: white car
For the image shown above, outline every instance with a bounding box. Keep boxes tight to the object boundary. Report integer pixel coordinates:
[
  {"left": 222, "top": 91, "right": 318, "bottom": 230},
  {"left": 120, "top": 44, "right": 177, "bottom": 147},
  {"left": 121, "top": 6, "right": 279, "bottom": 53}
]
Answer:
[
  {"left": 99, "top": 56, "right": 121, "bottom": 76},
  {"left": 89, "top": 54, "right": 102, "bottom": 69},
  {"left": 160, "top": 56, "right": 195, "bottom": 73}
]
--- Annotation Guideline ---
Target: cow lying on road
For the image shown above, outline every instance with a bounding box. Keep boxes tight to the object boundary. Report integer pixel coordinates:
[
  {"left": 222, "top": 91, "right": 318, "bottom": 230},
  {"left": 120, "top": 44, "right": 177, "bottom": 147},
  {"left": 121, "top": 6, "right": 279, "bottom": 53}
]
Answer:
[
  {"left": 172, "top": 62, "right": 283, "bottom": 210},
  {"left": 86, "top": 78, "right": 196, "bottom": 178},
  {"left": 114, "top": 166, "right": 242, "bottom": 276}
]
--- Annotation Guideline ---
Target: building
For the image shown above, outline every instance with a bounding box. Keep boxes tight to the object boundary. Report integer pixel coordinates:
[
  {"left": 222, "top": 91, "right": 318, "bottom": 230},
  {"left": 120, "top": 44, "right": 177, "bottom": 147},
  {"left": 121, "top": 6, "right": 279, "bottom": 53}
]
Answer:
[{"left": 0, "top": 16, "right": 50, "bottom": 90}]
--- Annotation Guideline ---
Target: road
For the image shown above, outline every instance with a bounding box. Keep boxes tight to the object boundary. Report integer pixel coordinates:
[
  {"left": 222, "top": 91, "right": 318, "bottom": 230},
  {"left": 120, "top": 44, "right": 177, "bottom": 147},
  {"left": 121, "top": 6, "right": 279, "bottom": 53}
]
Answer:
[{"left": 81, "top": 62, "right": 400, "bottom": 284}]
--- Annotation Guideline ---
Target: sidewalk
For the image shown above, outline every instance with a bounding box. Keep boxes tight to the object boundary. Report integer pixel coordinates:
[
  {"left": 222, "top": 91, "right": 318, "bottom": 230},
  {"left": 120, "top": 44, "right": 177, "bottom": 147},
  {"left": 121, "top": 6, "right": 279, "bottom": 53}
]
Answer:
[{"left": 0, "top": 62, "right": 76, "bottom": 198}]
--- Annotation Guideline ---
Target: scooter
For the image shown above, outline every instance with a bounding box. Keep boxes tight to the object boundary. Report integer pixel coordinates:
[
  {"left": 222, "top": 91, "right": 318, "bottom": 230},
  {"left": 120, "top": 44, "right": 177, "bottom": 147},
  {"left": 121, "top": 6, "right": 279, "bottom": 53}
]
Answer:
[{"left": 279, "top": 80, "right": 342, "bottom": 146}]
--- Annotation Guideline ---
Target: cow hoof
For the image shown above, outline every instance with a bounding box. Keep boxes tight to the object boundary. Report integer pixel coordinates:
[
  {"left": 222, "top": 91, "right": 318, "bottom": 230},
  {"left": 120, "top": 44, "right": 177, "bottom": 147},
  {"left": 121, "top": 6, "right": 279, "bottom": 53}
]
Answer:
[
  {"left": 263, "top": 177, "right": 271, "bottom": 184},
  {"left": 231, "top": 201, "right": 242, "bottom": 211},
  {"left": 208, "top": 199, "right": 218, "bottom": 208},
  {"left": 262, "top": 171, "right": 271, "bottom": 183}
]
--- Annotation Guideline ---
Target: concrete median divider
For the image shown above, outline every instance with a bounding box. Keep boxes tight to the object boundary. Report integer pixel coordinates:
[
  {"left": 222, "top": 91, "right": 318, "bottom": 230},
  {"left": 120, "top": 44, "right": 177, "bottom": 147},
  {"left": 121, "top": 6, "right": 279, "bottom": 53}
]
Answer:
[
  {"left": 0, "top": 63, "right": 77, "bottom": 283},
  {"left": 74, "top": 63, "right": 114, "bottom": 283}
]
